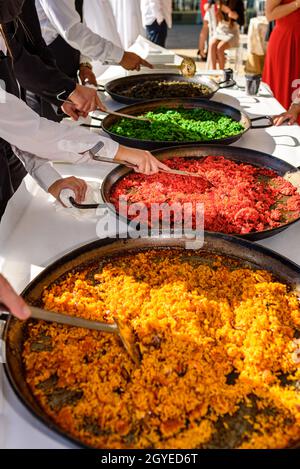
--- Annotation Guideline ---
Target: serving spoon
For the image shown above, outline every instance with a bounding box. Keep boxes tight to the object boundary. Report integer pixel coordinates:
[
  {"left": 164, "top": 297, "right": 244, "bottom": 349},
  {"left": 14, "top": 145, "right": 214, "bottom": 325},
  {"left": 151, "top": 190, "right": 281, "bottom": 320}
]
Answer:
[
  {"left": 87, "top": 141, "right": 213, "bottom": 184},
  {"left": 141, "top": 57, "right": 197, "bottom": 78},
  {"left": 0, "top": 304, "right": 141, "bottom": 366}
]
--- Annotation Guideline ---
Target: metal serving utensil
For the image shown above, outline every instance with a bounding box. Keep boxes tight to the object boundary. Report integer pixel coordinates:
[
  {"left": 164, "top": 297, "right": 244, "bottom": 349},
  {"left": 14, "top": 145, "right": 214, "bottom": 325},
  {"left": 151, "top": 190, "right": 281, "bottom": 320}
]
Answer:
[
  {"left": 101, "top": 109, "right": 151, "bottom": 122},
  {"left": 0, "top": 304, "right": 141, "bottom": 366},
  {"left": 142, "top": 57, "right": 197, "bottom": 78},
  {"left": 56, "top": 92, "right": 150, "bottom": 123},
  {"left": 88, "top": 142, "right": 213, "bottom": 184}
]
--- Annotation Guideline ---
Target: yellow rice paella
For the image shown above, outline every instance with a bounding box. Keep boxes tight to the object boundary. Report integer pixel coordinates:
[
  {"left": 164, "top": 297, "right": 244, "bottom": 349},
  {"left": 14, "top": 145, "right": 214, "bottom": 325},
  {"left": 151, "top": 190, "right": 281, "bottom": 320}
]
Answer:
[{"left": 22, "top": 249, "right": 300, "bottom": 448}]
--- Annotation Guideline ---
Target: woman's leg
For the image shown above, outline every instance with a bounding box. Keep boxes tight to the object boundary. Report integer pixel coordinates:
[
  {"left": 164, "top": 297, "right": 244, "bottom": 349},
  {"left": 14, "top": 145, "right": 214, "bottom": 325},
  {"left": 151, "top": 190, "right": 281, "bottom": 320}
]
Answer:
[
  {"left": 216, "top": 40, "right": 230, "bottom": 70},
  {"left": 209, "top": 39, "right": 219, "bottom": 69},
  {"left": 198, "top": 20, "right": 209, "bottom": 58}
]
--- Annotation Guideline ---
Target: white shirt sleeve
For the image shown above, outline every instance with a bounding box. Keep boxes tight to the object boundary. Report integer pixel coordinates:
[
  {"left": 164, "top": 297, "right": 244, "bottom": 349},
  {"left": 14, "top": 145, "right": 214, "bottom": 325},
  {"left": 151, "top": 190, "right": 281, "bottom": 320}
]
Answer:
[
  {"left": 0, "top": 90, "right": 119, "bottom": 164},
  {"left": 13, "top": 147, "right": 62, "bottom": 192},
  {"left": 38, "top": 0, "right": 124, "bottom": 64}
]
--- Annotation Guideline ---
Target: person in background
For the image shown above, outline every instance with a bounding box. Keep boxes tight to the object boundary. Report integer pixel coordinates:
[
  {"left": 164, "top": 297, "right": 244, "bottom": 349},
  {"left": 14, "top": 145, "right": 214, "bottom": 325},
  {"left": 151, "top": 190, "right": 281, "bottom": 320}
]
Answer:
[
  {"left": 28, "top": 0, "right": 152, "bottom": 121},
  {"left": 197, "top": 0, "right": 209, "bottom": 61},
  {"left": 83, "top": 0, "right": 123, "bottom": 77},
  {"left": 263, "top": 0, "right": 300, "bottom": 122},
  {"left": 209, "top": 0, "right": 244, "bottom": 70},
  {"left": 110, "top": 0, "right": 144, "bottom": 49},
  {"left": 141, "top": 0, "right": 172, "bottom": 47}
]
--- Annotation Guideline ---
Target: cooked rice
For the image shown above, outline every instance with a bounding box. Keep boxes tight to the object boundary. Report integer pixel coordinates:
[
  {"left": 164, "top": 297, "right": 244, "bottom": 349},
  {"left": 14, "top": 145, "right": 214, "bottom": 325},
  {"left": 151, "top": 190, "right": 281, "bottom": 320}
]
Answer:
[{"left": 23, "top": 249, "right": 300, "bottom": 448}]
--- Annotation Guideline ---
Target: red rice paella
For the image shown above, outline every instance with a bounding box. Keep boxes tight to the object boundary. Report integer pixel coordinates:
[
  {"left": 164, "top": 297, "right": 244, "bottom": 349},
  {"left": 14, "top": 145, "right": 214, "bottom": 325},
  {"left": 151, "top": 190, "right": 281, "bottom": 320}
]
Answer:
[
  {"left": 23, "top": 249, "right": 300, "bottom": 448},
  {"left": 110, "top": 156, "right": 300, "bottom": 234}
]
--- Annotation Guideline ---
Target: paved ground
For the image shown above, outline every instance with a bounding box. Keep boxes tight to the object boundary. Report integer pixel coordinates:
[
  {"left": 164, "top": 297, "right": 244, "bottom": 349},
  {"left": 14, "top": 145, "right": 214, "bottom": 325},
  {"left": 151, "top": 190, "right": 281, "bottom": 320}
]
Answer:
[{"left": 166, "top": 23, "right": 201, "bottom": 52}]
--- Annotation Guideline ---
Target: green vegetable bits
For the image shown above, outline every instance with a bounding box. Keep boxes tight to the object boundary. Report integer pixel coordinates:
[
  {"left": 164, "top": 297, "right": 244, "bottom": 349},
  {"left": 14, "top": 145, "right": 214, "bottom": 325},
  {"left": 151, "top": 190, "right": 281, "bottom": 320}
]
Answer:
[{"left": 109, "top": 106, "right": 244, "bottom": 142}]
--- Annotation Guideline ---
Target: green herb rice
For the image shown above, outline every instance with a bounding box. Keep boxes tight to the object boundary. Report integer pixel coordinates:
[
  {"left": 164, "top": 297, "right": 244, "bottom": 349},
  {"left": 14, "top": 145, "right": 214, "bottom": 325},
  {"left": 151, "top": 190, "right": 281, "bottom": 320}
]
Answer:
[{"left": 109, "top": 106, "right": 244, "bottom": 142}]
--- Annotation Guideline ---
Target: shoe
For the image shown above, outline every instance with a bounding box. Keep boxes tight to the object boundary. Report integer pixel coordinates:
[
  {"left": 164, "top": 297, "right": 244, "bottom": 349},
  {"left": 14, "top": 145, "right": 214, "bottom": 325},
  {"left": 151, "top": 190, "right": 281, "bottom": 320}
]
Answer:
[{"left": 197, "top": 50, "right": 207, "bottom": 61}]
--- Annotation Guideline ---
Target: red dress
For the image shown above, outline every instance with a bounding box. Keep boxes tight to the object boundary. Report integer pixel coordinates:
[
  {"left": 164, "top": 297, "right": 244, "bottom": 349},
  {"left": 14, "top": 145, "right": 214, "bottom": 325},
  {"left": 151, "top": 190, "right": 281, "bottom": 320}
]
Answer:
[{"left": 263, "top": 1, "right": 300, "bottom": 112}]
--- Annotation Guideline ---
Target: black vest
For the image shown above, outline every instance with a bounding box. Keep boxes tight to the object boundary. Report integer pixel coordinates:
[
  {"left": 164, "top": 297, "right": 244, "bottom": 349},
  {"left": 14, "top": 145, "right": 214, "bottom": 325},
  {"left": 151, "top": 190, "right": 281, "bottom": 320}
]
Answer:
[{"left": 47, "top": 0, "right": 84, "bottom": 80}]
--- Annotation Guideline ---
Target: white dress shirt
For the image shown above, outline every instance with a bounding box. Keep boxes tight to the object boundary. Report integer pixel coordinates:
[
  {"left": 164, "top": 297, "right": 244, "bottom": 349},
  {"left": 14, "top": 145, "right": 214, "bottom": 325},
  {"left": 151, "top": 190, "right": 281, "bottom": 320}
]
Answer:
[
  {"left": 141, "top": 0, "right": 172, "bottom": 29},
  {"left": 109, "top": 0, "right": 144, "bottom": 49},
  {"left": 35, "top": 0, "right": 124, "bottom": 65},
  {"left": 83, "top": 0, "right": 122, "bottom": 77},
  {"left": 0, "top": 89, "right": 119, "bottom": 191}
]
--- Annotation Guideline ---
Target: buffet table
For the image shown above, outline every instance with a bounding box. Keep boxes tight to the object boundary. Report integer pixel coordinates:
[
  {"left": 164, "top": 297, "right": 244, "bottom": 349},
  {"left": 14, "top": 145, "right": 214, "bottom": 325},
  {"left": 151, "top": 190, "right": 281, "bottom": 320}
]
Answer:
[{"left": 1, "top": 63, "right": 300, "bottom": 447}]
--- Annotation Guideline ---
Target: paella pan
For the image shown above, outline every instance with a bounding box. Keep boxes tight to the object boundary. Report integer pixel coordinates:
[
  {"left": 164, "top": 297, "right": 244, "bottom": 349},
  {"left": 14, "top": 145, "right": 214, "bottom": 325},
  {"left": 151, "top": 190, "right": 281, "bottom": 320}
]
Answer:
[
  {"left": 1, "top": 235, "right": 300, "bottom": 448},
  {"left": 97, "top": 72, "right": 236, "bottom": 104},
  {"left": 69, "top": 145, "right": 300, "bottom": 241},
  {"left": 82, "top": 99, "right": 273, "bottom": 150}
]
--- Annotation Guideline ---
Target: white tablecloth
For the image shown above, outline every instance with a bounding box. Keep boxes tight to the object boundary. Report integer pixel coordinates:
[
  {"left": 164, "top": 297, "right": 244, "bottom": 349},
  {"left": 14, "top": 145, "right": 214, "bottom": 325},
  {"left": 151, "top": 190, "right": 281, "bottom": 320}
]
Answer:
[{"left": 1, "top": 60, "right": 300, "bottom": 448}]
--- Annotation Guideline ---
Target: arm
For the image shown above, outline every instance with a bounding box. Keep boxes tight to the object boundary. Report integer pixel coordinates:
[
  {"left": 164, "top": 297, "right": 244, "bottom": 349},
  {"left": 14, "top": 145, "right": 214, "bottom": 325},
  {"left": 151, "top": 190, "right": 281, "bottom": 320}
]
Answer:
[
  {"left": 38, "top": 0, "right": 124, "bottom": 64},
  {"left": 273, "top": 103, "right": 300, "bottom": 125},
  {"left": 266, "top": 0, "right": 300, "bottom": 21},
  {"left": 13, "top": 148, "right": 62, "bottom": 192},
  {"left": 0, "top": 90, "right": 169, "bottom": 175},
  {"left": 0, "top": 90, "right": 119, "bottom": 163},
  {"left": 13, "top": 148, "right": 88, "bottom": 203}
]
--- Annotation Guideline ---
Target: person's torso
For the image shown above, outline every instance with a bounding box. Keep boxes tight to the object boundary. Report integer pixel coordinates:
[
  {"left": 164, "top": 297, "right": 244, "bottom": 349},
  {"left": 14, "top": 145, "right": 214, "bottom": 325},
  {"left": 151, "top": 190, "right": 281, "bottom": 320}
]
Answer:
[
  {"left": 275, "top": 0, "right": 300, "bottom": 29},
  {"left": 141, "top": 0, "right": 172, "bottom": 28}
]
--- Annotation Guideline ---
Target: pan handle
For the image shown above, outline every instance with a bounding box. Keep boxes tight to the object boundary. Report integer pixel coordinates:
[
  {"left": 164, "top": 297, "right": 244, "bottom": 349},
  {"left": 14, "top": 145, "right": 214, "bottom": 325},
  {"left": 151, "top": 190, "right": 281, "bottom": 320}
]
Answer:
[
  {"left": 80, "top": 114, "right": 104, "bottom": 129},
  {"left": 80, "top": 123, "right": 102, "bottom": 129},
  {"left": 0, "top": 311, "right": 8, "bottom": 364},
  {"left": 250, "top": 115, "right": 274, "bottom": 129},
  {"left": 218, "top": 78, "right": 236, "bottom": 89},
  {"left": 69, "top": 196, "right": 99, "bottom": 210},
  {"left": 97, "top": 84, "right": 105, "bottom": 92}
]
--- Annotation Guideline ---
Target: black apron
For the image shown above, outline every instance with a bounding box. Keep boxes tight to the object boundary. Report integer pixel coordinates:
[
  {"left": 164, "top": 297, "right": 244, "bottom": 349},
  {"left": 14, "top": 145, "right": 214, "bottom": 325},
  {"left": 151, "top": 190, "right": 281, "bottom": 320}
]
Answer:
[
  {"left": 0, "top": 51, "right": 27, "bottom": 220},
  {"left": 26, "top": 0, "right": 84, "bottom": 122}
]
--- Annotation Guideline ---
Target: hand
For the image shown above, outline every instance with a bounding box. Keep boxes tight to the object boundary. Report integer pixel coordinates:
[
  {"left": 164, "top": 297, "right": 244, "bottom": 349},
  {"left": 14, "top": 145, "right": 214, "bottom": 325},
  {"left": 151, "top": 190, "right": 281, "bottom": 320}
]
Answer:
[
  {"left": 119, "top": 52, "right": 153, "bottom": 71},
  {"left": 0, "top": 274, "right": 31, "bottom": 320},
  {"left": 61, "top": 101, "right": 83, "bottom": 121},
  {"left": 115, "top": 146, "right": 171, "bottom": 175},
  {"left": 48, "top": 177, "right": 88, "bottom": 205},
  {"left": 273, "top": 104, "right": 300, "bottom": 126},
  {"left": 66, "top": 84, "right": 106, "bottom": 118},
  {"left": 79, "top": 66, "right": 97, "bottom": 87}
]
